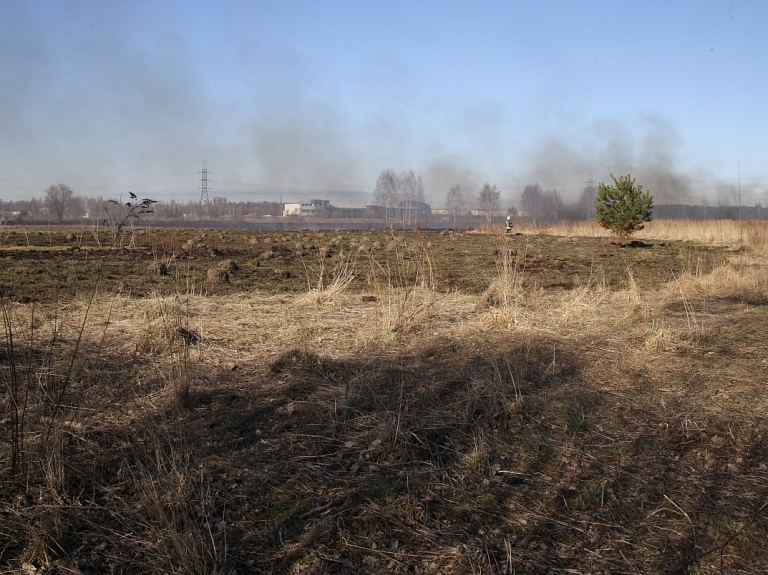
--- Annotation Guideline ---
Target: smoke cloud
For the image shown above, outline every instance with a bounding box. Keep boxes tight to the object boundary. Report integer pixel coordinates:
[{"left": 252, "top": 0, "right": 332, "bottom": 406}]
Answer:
[
  {"left": 510, "top": 114, "right": 697, "bottom": 205},
  {"left": 1, "top": 3, "right": 737, "bottom": 210}
]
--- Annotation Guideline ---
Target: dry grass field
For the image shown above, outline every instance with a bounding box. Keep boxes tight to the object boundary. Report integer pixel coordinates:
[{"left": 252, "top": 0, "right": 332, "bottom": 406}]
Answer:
[{"left": 1, "top": 220, "right": 767, "bottom": 574}]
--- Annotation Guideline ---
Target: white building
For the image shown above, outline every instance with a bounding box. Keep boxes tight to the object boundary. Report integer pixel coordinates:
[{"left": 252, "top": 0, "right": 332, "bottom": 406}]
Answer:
[{"left": 282, "top": 199, "right": 330, "bottom": 217}]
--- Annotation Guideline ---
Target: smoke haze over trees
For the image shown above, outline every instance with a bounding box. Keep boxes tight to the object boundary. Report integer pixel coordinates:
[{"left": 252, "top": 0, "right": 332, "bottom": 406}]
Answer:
[
  {"left": 372, "top": 169, "right": 427, "bottom": 226},
  {"left": 477, "top": 183, "right": 500, "bottom": 223},
  {"left": 445, "top": 185, "right": 464, "bottom": 230},
  {"left": 2, "top": 3, "right": 766, "bottom": 209},
  {"left": 519, "top": 184, "right": 565, "bottom": 225},
  {"left": 2, "top": 179, "right": 767, "bottom": 225}
]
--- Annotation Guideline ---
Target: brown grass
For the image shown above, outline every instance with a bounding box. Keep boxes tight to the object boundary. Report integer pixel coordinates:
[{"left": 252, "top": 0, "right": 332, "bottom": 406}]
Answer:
[
  {"left": 522, "top": 218, "right": 768, "bottom": 253},
  {"left": 1, "top": 220, "right": 767, "bottom": 574}
]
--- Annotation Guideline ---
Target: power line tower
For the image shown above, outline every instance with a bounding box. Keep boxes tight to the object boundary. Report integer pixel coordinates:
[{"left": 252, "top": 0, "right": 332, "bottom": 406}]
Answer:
[{"left": 200, "top": 160, "right": 209, "bottom": 206}]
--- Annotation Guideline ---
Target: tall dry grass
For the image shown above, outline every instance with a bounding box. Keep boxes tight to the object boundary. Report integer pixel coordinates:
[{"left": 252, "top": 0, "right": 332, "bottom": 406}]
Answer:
[
  {"left": 3, "top": 220, "right": 768, "bottom": 573},
  {"left": 368, "top": 235, "right": 443, "bottom": 334},
  {"left": 516, "top": 218, "right": 768, "bottom": 252},
  {"left": 476, "top": 240, "right": 526, "bottom": 313},
  {"left": 297, "top": 249, "right": 358, "bottom": 306}
]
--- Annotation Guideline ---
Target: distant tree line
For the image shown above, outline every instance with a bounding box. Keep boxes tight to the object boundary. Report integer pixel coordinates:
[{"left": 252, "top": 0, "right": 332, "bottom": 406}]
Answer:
[
  {"left": 372, "top": 172, "right": 591, "bottom": 228},
  {"left": 2, "top": 180, "right": 767, "bottom": 225},
  {"left": 0, "top": 191, "right": 284, "bottom": 222},
  {"left": 432, "top": 177, "right": 768, "bottom": 225}
]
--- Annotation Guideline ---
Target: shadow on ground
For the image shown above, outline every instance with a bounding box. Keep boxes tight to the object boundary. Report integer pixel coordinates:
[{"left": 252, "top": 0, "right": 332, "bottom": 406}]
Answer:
[{"left": 4, "top": 324, "right": 766, "bottom": 574}]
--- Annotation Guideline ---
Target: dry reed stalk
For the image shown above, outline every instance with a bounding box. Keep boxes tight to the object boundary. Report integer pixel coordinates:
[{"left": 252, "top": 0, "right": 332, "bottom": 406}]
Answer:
[
  {"left": 708, "top": 264, "right": 767, "bottom": 297},
  {"left": 1, "top": 292, "right": 28, "bottom": 481},
  {"left": 108, "top": 424, "right": 226, "bottom": 573},
  {"left": 611, "top": 266, "right": 643, "bottom": 306},
  {"left": 637, "top": 219, "right": 768, "bottom": 250},
  {"left": 513, "top": 220, "right": 609, "bottom": 237}
]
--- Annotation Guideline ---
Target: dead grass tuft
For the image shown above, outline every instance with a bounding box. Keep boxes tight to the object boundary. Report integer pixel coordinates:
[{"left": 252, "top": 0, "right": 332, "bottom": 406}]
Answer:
[
  {"left": 476, "top": 241, "right": 524, "bottom": 311},
  {"left": 644, "top": 321, "right": 684, "bottom": 352},
  {"left": 297, "top": 251, "right": 357, "bottom": 306},
  {"left": 666, "top": 264, "right": 767, "bottom": 306}
]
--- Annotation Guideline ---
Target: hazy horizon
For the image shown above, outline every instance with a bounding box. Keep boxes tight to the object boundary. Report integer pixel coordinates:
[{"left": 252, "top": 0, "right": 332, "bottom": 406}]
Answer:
[{"left": 2, "top": 1, "right": 766, "bottom": 209}]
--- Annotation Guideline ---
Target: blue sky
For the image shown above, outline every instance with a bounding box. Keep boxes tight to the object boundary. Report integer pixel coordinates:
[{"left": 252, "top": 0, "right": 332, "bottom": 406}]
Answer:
[{"left": 1, "top": 0, "right": 766, "bottom": 208}]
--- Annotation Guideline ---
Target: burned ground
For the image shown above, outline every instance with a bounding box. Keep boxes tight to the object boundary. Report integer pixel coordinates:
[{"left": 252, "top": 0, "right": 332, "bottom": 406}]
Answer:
[{"left": 0, "top": 227, "right": 727, "bottom": 302}]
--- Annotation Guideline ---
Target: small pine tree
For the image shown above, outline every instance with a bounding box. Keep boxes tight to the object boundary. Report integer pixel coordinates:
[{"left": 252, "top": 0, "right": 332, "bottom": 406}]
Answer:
[{"left": 594, "top": 174, "right": 653, "bottom": 243}]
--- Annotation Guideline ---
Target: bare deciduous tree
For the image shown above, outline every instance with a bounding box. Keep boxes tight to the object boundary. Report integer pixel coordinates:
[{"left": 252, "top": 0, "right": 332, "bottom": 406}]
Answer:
[
  {"left": 374, "top": 169, "right": 426, "bottom": 227},
  {"left": 400, "top": 170, "right": 425, "bottom": 226},
  {"left": 44, "top": 183, "right": 74, "bottom": 222},
  {"left": 374, "top": 169, "right": 399, "bottom": 225},
  {"left": 520, "top": 184, "right": 545, "bottom": 225},
  {"left": 520, "top": 183, "right": 563, "bottom": 225},
  {"left": 477, "top": 183, "right": 500, "bottom": 223},
  {"left": 445, "top": 185, "right": 464, "bottom": 229}
]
